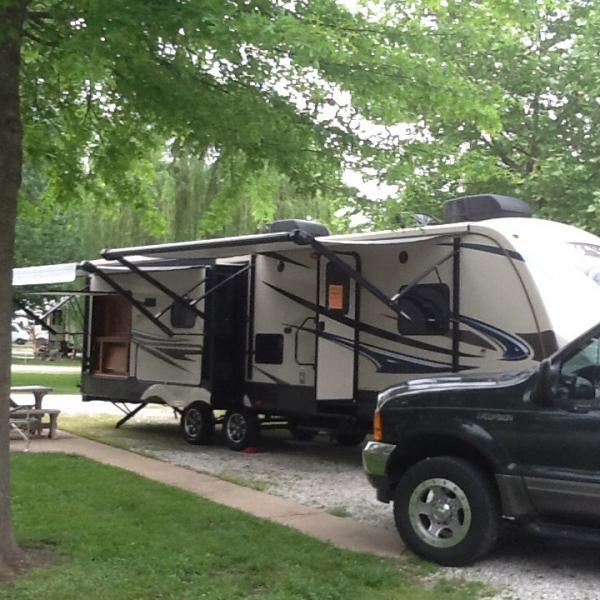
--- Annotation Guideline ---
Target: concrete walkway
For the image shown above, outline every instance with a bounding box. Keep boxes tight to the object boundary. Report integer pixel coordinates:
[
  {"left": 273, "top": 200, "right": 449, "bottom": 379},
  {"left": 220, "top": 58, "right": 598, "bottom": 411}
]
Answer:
[{"left": 12, "top": 432, "right": 405, "bottom": 560}]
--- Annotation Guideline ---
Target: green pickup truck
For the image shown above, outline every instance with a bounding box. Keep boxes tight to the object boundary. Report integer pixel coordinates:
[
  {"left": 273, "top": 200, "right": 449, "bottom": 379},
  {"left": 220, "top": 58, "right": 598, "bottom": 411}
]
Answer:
[{"left": 363, "top": 321, "right": 600, "bottom": 566}]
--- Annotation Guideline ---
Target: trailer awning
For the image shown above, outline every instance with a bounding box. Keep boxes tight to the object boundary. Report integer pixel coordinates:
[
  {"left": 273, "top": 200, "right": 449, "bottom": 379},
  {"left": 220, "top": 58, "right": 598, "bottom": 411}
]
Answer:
[
  {"left": 13, "top": 256, "right": 212, "bottom": 287},
  {"left": 13, "top": 262, "right": 82, "bottom": 286},
  {"left": 14, "top": 224, "right": 469, "bottom": 286},
  {"left": 102, "top": 226, "right": 468, "bottom": 262},
  {"left": 102, "top": 231, "right": 302, "bottom": 261}
]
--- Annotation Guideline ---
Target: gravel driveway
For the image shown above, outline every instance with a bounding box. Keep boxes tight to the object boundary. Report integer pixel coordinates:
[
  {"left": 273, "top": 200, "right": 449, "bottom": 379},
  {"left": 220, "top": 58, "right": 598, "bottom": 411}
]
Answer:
[{"left": 43, "top": 396, "right": 600, "bottom": 600}]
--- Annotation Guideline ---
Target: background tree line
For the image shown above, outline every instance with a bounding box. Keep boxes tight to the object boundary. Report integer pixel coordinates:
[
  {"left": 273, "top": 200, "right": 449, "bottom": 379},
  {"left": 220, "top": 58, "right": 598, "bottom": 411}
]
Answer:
[
  {"left": 16, "top": 0, "right": 600, "bottom": 268},
  {"left": 16, "top": 144, "right": 350, "bottom": 265}
]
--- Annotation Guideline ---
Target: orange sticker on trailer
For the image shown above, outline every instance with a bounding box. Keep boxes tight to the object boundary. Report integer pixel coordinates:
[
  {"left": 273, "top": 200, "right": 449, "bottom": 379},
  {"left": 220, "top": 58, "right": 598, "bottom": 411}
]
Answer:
[{"left": 328, "top": 284, "right": 344, "bottom": 310}]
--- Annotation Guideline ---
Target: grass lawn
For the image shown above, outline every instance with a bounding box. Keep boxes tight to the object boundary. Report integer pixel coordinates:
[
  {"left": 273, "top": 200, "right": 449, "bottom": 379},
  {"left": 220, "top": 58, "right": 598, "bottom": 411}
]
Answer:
[
  {"left": 10, "top": 372, "right": 81, "bottom": 395},
  {"left": 59, "top": 413, "right": 184, "bottom": 451},
  {"left": 2, "top": 454, "right": 489, "bottom": 600}
]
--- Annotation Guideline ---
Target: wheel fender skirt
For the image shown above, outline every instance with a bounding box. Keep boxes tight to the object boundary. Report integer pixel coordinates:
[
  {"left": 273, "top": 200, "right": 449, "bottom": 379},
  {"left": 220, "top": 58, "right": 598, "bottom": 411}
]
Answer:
[
  {"left": 141, "top": 383, "right": 211, "bottom": 410},
  {"left": 495, "top": 474, "right": 535, "bottom": 516}
]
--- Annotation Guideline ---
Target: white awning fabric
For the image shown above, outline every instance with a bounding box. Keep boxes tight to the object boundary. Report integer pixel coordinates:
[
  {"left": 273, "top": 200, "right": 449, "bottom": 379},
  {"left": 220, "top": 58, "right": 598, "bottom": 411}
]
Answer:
[
  {"left": 12, "top": 256, "right": 209, "bottom": 287},
  {"left": 12, "top": 263, "right": 81, "bottom": 286}
]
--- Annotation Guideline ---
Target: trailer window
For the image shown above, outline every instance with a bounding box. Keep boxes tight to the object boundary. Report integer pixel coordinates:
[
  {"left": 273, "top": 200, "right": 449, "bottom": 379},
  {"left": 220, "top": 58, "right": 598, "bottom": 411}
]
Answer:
[
  {"left": 255, "top": 334, "right": 284, "bottom": 364},
  {"left": 326, "top": 262, "right": 350, "bottom": 314},
  {"left": 395, "top": 283, "right": 450, "bottom": 335},
  {"left": 171, "top": 300, "right": 196, "bottom": 329}
]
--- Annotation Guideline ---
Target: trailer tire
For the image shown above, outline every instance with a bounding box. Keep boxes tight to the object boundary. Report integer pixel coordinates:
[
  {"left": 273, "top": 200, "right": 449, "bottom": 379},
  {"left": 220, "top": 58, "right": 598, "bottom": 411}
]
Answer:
[
  {"left": 223, "top": 409, "right": 259, "bottom": 451},
  {"left": 334, "top": 432, "right": 365, "bottom": 447},
  {"left": 180, "top": 402, "right": 215, "bottom": 445}
]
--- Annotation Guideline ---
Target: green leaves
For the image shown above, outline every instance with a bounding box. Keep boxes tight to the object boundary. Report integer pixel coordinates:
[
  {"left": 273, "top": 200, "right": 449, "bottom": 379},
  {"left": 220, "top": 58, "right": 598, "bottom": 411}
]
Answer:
[
  {"left": 14, "top": 0, "right": 600, "bottom": 242},
  {"left": 366, "top": 0, "right": 600, "bottom": 230}
]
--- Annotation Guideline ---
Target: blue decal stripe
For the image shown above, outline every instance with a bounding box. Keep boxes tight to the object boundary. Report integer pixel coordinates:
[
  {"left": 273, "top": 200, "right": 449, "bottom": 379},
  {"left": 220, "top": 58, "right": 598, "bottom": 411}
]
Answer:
[
  {"left": 458, "top": 316, "right": 530, "bottom": 361},
  {"left": 318, "top": 330, "right": 468, "bottom": 374},
  {"left": 264, "top": 282, "right": 478, "bottom": 358}
]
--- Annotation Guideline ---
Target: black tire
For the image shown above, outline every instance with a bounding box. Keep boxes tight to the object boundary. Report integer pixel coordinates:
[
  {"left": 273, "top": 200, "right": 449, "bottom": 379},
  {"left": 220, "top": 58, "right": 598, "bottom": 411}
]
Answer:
[
  {"left": 393, "top": 456, "right": 499, "bottom": 567},
  {"left": 180, "top": 402, "right": 215, "bottom": 445},
  {"left": 333, "top": 432, "right": 366, "bottom": 447},
  {"left": 289, "top": 423, "right": 316, "bottom": 441},
  {"left": 223, "top": 409, "right": 259, "bottom": 451}
]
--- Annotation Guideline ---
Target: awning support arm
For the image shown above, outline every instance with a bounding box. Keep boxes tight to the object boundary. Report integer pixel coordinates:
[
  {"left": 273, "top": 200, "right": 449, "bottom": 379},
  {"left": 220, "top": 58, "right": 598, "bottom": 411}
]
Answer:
[
  {"left": 188, "top": 264, "right": 252, "bottom": 308},
  {"left": 110, "top": 256, "right": 205, "bottom": 319},
  {"left": 389, "top": 251, "right": 455, "bottom": 304},
  {"left": 81, "top": 262, "right": 174, "bottom": 337},
  {"left": 290, "top": 230, "right": 456, "bottom": 318},
  {"left": 15, "top": 301, "right": 58, "bottom": 335},
  {"left": 39, "top": 289, "right": 82, "bottom": 321},
  {"left": 153, "top": 277, "right": 209, "bottom": 320},
  {"left": 289, "top": 230, "right": 405, "bottom": 317}
]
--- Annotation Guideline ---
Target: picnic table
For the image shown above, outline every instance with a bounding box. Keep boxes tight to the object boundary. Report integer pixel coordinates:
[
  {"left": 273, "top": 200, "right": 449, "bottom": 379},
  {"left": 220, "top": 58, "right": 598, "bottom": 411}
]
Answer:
[
  {"left": 10, "top": 385, "right": 60, "bottom": 439},
  {"left": 10, "top": 385, "right": 52, "bottom": 410}
]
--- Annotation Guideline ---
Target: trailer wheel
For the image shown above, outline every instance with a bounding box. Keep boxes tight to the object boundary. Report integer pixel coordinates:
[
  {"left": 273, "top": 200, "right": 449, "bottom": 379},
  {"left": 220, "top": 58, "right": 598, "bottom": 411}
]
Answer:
[
  {"left": 393, "top": 456, "right": 499, "bottom": 566},
  {"left": 334, "top": 432, "right": 365, "bottom": 447},
  {"left": 223, "top": 409, "right": 259, "bottom": 451},
  {"left": 180, "top": 402, "right": 215, "bottom": 445}
]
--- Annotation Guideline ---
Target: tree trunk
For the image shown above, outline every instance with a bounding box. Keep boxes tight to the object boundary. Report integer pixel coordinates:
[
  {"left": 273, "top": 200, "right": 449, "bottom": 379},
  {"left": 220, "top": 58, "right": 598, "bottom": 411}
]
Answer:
[{"left": 0, "top": 0, "right": 28, "bottom": 577}]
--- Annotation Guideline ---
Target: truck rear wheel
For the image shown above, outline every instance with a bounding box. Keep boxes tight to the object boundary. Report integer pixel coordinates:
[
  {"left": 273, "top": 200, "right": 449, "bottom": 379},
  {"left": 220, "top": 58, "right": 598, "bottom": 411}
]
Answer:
[
  {"left": 393, "top": 456, "right": 499, "bottom": 566},
  {"left": 180, "top": 402, "right": 215, "bottom": 445},
  {"left": 223, "top": 409, "right": 259, "bottom": 451}
]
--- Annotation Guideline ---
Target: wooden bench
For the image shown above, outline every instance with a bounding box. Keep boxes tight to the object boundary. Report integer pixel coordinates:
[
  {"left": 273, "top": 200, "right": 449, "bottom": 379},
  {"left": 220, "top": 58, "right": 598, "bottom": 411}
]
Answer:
[{"left": 10, "top": 408, "right": 60, "bottom": 439}]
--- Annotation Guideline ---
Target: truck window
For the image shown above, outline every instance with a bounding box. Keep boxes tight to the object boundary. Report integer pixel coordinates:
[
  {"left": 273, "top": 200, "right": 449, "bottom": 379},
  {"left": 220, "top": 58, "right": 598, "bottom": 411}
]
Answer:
[
  {"left": 396, "top": 283, "right": 450, "bottom": 336},
  {"left": 561, "top": 336, "right": 600, "bottom": 385}
]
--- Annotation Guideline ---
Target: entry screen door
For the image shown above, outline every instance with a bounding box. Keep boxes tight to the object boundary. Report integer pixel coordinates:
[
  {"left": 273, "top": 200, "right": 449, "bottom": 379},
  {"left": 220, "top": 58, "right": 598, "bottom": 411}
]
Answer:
[{"left": 316, "top": 254, "right": 358, "bottom": 401}]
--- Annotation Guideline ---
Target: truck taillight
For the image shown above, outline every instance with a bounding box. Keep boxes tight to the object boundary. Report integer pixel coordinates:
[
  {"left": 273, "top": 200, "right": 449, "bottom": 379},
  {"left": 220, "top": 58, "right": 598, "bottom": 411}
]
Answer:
[{"left": 373, "top": 409, "right": 382, "bottom": 441}]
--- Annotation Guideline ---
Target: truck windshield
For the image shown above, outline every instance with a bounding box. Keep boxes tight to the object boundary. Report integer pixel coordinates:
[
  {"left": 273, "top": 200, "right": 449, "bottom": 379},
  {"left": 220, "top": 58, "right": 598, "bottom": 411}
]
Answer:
[{"left": 566, "top": 242, "right": 600, "bottom": 285}]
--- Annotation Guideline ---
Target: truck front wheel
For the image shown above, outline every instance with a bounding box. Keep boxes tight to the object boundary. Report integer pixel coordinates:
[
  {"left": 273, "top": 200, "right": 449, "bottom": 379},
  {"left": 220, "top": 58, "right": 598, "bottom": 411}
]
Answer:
[{"left": 393, "top": 456, "right": 499, "bottom": 566}]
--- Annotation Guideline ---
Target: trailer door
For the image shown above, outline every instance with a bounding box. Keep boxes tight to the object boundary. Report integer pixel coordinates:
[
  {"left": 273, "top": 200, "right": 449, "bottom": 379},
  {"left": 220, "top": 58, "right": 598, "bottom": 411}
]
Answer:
[
  {"left": 316, "top": 254, "right": 359, "bottom": 401},
  {"left": 202, "top": 265, "right": 249, "bottom": 407}
]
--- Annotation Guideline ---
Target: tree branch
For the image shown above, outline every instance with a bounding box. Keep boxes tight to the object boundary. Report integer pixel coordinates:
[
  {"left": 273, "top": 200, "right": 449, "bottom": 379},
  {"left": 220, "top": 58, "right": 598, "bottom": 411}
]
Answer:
[
  {"left": 23, "top": 28, "right": 57, "bottom": 47},
  {"left": 26, "top": 10, "right": 50, "bottom": 23}
]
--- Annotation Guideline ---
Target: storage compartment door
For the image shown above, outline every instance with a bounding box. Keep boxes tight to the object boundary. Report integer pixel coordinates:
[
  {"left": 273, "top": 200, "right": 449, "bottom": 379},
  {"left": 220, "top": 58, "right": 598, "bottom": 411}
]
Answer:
[
  {"left": 90, "top": 295, "right": 132, "bottom": 376},
  {"left": 316, "top": 255, "right": 358, "bottom": 401}
]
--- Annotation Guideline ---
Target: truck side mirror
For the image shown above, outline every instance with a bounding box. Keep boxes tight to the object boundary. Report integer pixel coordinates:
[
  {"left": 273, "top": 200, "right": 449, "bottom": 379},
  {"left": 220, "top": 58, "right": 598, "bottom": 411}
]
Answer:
[{"left": 534, "top": 358, "right": 558, "bottom": 404}]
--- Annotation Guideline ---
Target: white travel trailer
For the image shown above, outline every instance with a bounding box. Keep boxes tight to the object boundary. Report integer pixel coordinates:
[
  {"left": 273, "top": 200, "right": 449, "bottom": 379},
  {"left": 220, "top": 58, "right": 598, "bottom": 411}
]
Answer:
[{"left": 13, "top": 194, "right": 600, "bottom": 450}]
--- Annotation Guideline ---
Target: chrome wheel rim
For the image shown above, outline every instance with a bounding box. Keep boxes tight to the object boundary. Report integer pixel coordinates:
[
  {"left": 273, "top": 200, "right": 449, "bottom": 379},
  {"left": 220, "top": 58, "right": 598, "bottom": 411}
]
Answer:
[
  {"left": 226, "top": 413, "right": 247, "bottom": 444},
  {"left": 184, "top": 408, "right": 202, "bottom": 437},
  {"left": 408, "top": 478, "right": 471, "bottom": 548}
]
